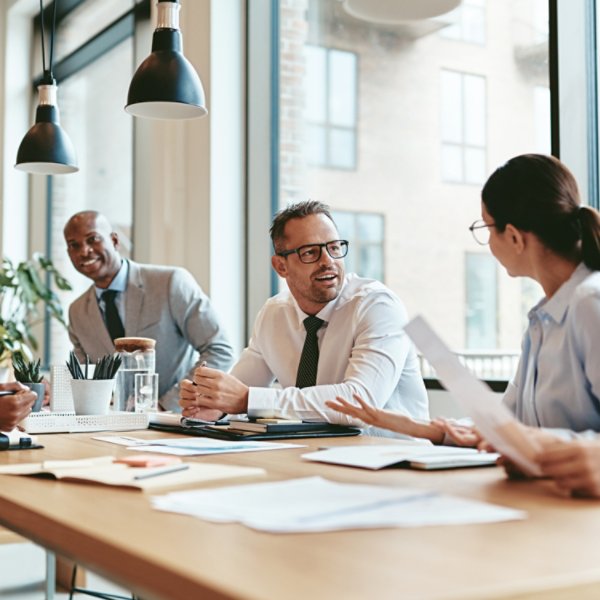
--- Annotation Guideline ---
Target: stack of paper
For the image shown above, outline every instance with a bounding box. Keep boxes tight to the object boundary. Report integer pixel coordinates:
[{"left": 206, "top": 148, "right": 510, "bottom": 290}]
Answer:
[{"left": 152, "top": 476, "right": 526, "bottom": 532}]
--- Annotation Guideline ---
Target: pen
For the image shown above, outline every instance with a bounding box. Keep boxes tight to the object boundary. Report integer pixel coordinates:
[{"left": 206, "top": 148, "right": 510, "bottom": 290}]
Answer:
[{"left": 133, "top": 464, "right": 190, "bottom": 480}]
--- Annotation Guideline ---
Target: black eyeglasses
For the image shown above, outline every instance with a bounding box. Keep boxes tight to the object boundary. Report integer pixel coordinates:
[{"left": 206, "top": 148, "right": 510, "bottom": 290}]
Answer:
[
  {"left": 277, "top": 240, "right": 349, "bottom": 264},
  {"left": 469, "top": 220, "right": 496, "bottom": 246}
]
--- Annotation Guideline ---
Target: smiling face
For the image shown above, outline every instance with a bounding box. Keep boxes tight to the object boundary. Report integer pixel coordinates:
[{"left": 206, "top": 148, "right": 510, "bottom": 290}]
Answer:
[
  {"left": 271, "top": 213, "right": 346, "bottom": 315},
  {"left": 64, "top": 212, "right": 122, "bottom": 288}
]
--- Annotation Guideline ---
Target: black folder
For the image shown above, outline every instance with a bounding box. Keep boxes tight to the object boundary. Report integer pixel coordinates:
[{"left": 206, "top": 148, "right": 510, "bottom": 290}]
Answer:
[{"left": 149, "top": 421, "right": 362, "bottom": 441}]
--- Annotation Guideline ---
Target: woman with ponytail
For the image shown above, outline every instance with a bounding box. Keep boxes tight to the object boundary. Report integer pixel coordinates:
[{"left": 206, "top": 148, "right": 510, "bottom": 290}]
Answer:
[{"left": 328, "top": 155, "right": 600, "bottom": 495}]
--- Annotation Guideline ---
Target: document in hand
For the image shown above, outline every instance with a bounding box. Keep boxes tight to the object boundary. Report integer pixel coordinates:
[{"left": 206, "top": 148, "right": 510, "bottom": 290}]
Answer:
[
  {"left": 0, "top": 456, "right": 265, "bottom": 491},
  {"left": 404, "top": 316, "right": 542, "bottom": 476},
  {"left": 302, "top": 444, "right": 499, "bottom": 470}
]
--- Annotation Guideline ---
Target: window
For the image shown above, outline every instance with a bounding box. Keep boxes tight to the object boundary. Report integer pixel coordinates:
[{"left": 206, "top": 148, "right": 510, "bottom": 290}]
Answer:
[
  {"left": 466, "top": 253, "right": 497, "bottom": 349},
  {"left": 440, "top": 0, "right": 486, "bottom": 45},
  {"left": 441, "top": 70, "right": 487, "bottom": 185},
  {"left": 34, "top": 1, "right": 146, "bottom": 365},
  {"left": 270, "top": 0, "right": 550, "bottom": 380},
  {"left": 332, "top": 211, "right": 384, "bottom": 281},
  {"left": 304, "top": 45, "right": 358, "bottom": 170}
]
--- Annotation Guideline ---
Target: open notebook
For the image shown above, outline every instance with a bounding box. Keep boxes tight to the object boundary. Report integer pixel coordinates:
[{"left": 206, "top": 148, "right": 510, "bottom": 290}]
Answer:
[
  {"left": 0, "top": 456, "right": 264, "bottom": 491},
  {"left": 303, "top": 444, "right": 499, "bottom": 470}
]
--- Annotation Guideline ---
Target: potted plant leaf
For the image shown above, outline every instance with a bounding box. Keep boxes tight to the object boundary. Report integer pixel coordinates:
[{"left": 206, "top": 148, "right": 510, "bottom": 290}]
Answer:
[
  {"left": 11, "top": 352, "right": 45, "bottom": 412},
  {"left": 67, "top": 351, "right": 122, "bottom": 415},
  {"left": 0, "top": 253, "right": 71, "bottom": 377}
]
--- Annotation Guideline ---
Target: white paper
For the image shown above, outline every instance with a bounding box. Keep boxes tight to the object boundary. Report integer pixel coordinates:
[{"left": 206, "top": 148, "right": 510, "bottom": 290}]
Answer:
[
  {"left": 151, "top": 476, "right": 526, "bottom": 533},
  {"left": 302, "top": 444, "right": 499, "bottom": 470},
  {"left": 125, "top": 437, "right": 304, "bottom": 456},
  {"left": 404, "top": 316, "right": 542, "bottom": 476}
]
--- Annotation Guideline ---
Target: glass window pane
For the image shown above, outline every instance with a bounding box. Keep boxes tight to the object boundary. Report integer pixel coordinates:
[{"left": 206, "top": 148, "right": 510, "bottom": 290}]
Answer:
[
  {"left": 304, "top": 45, "right": 327, "bottom": 122},
  {"left": 50, "top": 38, "right": 134, "bottom": 365},
  {"left": 360, "top": 245, "right": 384, "bottom": 281},
  {"left": 329, "top": 128, "right": 356, "bottom": 169},
  {"left": 441, "top": 70, "right": 463, "bottom": 143},
  {"left": 534, "top": 86, "right": 551, "bottom": 153},
  {"left": 466, "top": 253, "right": 497, "bottom": 349},
  {"left": 464, "top": 147, "right": 486, "bottom": 184},
  {"left": 441, "top": 144, "right": 463, "bottom": 182},
  {"left": 278, "top": 0, "right": 549, "bottom": 376},
  {"left": 464, "top": 75, "right": 486, "bottom": 146},
  {"left": 329, "top": 50, "right": 357, "bottom": 127},
  {"left": 54, "top": 0, "right": 136, "bottom": 63},
  {"left": 358, "top": 214, "right": 384, "bottom": 242},
  {"left": 332, "top": 211, "right": 355, "bottom": 239},
  {"left": 306, "top": 124, "right": 327, "bottom": 165}
]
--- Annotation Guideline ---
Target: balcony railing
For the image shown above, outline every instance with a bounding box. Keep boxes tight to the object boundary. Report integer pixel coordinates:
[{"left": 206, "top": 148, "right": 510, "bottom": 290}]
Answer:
[{"left": 419, "top": 350, "right": 520, "bottom": 393}]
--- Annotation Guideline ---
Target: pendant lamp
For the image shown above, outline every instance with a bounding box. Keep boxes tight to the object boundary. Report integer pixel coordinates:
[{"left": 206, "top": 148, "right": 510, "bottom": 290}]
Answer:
[
  {"left": 125, "top": 0, "right": 207, "bottom": 120},
  {"left": 15, "top": 0, "right": 78, "bottom": 175}
]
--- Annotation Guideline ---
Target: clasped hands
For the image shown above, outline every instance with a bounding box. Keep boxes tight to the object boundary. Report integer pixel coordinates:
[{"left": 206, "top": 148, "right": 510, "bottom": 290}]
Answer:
[{"left": 179, "top": 365, "right": 249, "bottom": 420}]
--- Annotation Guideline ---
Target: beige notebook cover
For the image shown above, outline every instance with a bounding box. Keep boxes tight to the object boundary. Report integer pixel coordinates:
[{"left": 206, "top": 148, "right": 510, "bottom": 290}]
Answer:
[{"left": 0, "top": 456, "right": 265, "bottom": 491}]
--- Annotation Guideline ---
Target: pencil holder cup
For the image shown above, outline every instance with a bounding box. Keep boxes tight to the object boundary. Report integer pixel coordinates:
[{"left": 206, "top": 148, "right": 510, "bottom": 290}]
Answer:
[{"left": 70, "top": 379, "right": 115, "bottom": 415}]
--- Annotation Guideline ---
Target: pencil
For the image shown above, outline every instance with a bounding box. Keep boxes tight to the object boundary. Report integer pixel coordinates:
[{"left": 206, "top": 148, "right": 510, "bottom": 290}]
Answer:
[{"left": 133, "top": 464, "right": 190, "bottom": 480}]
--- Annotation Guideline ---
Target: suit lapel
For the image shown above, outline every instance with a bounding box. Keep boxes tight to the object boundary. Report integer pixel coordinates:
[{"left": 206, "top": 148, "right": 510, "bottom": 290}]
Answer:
[
  {"left": 84, "top": 286, "right": 114, "bottom": 355},
  {"left": 125, "top": 260, "right": 144, "bottom": 335}
]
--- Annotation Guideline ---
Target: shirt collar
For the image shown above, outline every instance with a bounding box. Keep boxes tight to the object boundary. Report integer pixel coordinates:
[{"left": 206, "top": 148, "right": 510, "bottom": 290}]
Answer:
[
  {"left": 530, "top": 262, "right": 591, "bottom": 324},
  {"left": 290, "top": 277, "right": 347, "bottom": 329},
  {"left": 94, "top": 260, "right": 128, "bottom": 300}
]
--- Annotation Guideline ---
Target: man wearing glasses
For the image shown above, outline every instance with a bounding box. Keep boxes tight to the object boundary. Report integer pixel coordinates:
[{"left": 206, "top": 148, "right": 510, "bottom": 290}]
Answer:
[{"left": 179, "top": 200, "right": 428, "bottom": 434}]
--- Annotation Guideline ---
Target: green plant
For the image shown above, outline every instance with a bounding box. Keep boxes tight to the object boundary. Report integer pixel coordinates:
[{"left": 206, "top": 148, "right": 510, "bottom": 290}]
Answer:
[
  {"left": 67, "top": 351, "right": 122, "bottom": 380},
  {"left": 0, "top": 253, "right": 71, "bottom": 362},
  {"left": 12, "top": 351, "right": 43, "bottom": 383}
]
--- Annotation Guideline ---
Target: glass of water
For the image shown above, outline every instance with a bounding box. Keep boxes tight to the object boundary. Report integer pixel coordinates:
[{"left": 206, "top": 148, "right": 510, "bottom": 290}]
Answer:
[{"left": 134, "top": 372, "right": 159, "bottom": 413}]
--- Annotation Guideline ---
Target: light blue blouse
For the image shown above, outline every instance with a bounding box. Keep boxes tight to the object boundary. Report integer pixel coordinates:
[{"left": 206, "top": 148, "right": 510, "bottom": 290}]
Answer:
[{"left": 503, "top": 262, "right": 600, "bottom": 433}]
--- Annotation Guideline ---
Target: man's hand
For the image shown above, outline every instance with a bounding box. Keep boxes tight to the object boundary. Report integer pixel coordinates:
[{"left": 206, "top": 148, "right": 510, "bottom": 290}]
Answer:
[
  {"left": 0, "top": 382, "right": 37, "bottom": 431},
  {"left": 179, "top": 367, "right": 249, "bottom": 417}
]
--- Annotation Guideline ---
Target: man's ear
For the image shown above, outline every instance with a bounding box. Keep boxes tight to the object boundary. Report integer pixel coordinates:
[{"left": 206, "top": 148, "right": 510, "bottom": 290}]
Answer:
[
  {"left": 110, "top": 232, "right": 120, "bottom": 249},
  {"left": 505, "top": 224, "right": 525, "bottom": 254},
  {"left": 271, "top": 254, "right": 288, "bottom": 278}
]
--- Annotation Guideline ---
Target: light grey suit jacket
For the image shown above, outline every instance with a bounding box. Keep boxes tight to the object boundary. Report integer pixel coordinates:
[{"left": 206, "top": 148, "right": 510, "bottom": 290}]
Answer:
[{"left": 68, "top": 260, "right": 235, "bottom": 411}]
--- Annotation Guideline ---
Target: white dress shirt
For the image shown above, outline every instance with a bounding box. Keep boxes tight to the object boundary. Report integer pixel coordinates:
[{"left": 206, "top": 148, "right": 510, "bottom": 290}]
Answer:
[
  {"left": 231, "top": 274, "right": 429, "bottom": 437},
  {"left": 503, "top": 263, "right": 600, "bottom": 436}
]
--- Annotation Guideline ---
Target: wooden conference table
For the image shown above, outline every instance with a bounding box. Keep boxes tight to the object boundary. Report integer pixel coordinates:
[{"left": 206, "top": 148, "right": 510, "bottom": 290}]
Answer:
[{"left": 0, "top": 431, "right": 600, "bottom": 600}]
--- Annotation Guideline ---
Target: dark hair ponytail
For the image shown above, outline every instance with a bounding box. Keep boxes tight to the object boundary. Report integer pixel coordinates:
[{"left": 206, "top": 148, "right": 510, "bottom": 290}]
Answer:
[
  {"left": 482, "top": 154, "right": 600, "bottom": 271},
  {"left": 579, "top": 206, "right": 600, "bottom": 270}
]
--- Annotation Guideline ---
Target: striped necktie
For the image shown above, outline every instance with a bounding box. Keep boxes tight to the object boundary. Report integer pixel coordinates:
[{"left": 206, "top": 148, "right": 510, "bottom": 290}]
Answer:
[{"left": 295, "top": 316, "right": 324, "bottom": 389}]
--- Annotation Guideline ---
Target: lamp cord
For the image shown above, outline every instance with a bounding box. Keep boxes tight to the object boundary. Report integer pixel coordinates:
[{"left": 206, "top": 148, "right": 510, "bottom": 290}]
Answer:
[
  {"left": 39, "top": 0, "right": 58, "bottom": 82},
  {"left": 39, "top": 0, "right": 46, "bottom": 76}
]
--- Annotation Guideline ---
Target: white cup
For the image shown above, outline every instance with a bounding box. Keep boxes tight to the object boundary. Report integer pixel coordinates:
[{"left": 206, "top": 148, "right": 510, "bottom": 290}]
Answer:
[{"left": 70, "top": 379, "right": 115, "bottom": 415}]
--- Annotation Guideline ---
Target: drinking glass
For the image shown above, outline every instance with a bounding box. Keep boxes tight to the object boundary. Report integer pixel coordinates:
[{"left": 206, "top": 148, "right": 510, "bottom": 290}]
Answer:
[{"left": 134, "top": 372, "right": 159, "bottom": 413}]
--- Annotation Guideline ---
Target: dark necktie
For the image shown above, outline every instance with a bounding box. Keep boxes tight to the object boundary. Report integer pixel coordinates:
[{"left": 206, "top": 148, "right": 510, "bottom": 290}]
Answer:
[
  {"left": 102, "top": 290, "right": 125, "bottom": 342},
  {"left": 295, "top": 316, "right": 324, "bottom": 389}
]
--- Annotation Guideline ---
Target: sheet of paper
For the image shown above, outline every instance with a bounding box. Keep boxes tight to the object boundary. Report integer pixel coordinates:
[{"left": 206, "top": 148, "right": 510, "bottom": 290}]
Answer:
[
  {"left": 404, "top": 316, "right": 542, "bottom": 476},
  {"left": 302, "top": 444, "right": 499, "bottom": 470},
  {"left": 127, "top": 437, "right": 304, "bottom": 456},
  {"left": 152, "top": 476, "right": 526, "bottom": 533}
]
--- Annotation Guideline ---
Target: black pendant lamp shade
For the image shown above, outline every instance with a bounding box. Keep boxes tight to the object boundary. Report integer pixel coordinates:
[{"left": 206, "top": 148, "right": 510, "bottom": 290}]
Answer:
[
  {"left": 126, "top": 0, "right": 207, "bottom": 120},
  {"left": 15, "top": 0, "right": 78, "bottom": 175},
  {"left": 15, "top": 80, "right": 78, "bottom": 174}
]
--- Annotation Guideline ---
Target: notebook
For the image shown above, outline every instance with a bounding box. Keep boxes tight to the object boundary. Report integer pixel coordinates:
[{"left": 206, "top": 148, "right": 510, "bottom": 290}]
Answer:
[{"left": 302, "top": 444, "right": 499, "bottom": 470}]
